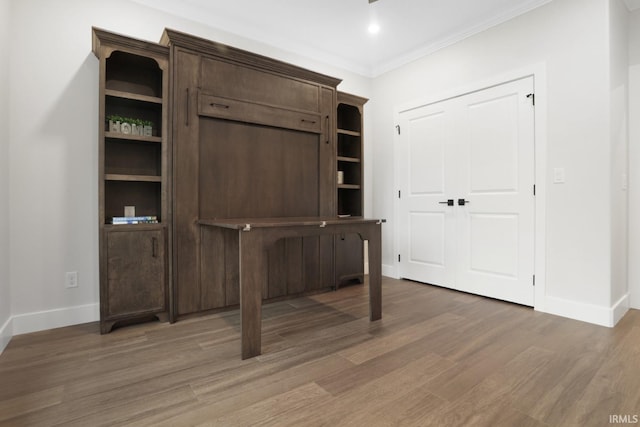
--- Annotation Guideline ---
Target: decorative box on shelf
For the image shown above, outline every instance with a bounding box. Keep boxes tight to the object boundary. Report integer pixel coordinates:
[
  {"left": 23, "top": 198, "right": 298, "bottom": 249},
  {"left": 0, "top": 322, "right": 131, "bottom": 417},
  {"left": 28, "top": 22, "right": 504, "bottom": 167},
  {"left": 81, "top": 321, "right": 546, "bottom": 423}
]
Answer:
[{"left": 108, "top": 116, "right": 153, "bottom": 137}]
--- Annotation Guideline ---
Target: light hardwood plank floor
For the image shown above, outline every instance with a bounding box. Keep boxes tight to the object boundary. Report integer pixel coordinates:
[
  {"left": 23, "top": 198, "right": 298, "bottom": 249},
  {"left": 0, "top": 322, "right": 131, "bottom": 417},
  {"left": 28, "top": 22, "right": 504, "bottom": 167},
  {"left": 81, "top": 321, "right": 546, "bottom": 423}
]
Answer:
[{"left": 1, "top": 277, "right": 639, "bottom": 426}]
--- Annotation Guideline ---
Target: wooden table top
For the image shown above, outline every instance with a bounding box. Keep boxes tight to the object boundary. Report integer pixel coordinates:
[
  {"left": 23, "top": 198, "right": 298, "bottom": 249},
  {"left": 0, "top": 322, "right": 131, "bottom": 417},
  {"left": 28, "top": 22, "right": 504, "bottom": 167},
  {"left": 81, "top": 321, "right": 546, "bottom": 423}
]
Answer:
[{"left": 199, "top": 216, "right": 383, "bottom": 230}]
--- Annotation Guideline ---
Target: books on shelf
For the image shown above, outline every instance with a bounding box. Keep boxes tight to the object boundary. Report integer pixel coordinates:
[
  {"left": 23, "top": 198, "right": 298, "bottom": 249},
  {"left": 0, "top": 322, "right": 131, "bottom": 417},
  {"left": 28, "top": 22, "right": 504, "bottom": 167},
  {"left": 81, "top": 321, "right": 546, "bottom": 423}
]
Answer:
[{"left": 109, "top": 216, "right": 158, "bottom": 225}]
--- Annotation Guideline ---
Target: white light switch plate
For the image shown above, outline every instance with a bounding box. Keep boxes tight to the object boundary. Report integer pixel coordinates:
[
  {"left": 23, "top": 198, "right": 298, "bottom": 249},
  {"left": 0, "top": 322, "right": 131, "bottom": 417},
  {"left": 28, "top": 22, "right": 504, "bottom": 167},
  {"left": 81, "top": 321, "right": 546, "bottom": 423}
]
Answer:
[{"left": 553, "top": 168, "right": 565, "bottom": 184}]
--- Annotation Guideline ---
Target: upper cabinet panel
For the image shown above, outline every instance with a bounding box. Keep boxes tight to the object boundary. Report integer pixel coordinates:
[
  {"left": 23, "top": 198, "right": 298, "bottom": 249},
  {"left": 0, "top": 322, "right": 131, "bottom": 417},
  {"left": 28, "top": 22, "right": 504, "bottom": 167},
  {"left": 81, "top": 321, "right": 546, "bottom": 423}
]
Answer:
[
  {"left": 200, "top": 57, "right": 320, "bottom": 113},
  {"left": 161, "top": 28, "right": 341, "bottom": 114}
]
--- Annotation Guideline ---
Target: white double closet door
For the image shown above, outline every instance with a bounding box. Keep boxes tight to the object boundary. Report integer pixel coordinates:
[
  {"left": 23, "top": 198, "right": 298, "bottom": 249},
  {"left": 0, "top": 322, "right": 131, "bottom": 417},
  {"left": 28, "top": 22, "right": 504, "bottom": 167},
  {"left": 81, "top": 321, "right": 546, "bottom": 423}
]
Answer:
[{"left": 397, "top": 77, "right": 535, "bottom": 306}]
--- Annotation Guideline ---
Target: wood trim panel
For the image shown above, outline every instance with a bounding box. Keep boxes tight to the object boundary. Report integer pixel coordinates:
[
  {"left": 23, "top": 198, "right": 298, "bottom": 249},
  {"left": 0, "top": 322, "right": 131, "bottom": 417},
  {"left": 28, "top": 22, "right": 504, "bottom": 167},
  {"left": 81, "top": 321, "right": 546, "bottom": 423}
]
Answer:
[
  {"left": 160, "top": 28, "right": 341, "bottom": 88},
  {"left": 198, "top": 92, "right": 322, "bottom": 134},
  {"left": 92, "top": 27, "right": 169, "bottom": 58}
]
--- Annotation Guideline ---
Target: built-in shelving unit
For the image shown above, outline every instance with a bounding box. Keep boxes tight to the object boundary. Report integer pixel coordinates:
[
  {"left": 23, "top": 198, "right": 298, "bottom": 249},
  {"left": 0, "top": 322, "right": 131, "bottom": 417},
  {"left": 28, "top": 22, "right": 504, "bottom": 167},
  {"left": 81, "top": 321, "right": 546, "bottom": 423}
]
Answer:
[
  {"left": 335, "top": 92, "right": 368, "bottom": 285},
  {"left": 337, "top": 99, "right": 365, "bottom": 217},
  {"left": 92, "top": 28, "right": 170, "bottom": 333}
]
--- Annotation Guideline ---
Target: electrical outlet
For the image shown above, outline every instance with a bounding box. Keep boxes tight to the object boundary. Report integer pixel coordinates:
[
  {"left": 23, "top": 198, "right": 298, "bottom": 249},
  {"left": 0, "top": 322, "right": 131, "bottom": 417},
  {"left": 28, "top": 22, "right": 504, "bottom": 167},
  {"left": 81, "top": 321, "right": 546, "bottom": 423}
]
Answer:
[{"left": 65, "top": 271, "right": 78, "bottom": 288}]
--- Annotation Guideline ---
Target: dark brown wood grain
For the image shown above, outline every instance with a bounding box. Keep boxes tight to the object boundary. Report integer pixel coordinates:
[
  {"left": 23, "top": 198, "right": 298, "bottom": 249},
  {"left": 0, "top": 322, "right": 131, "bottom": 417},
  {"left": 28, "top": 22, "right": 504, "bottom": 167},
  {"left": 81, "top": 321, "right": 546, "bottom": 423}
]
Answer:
[
  {"left": 335, "top": 92, "right": 368, "bottom": 285},
  {"left": 164, "top": 30, "right": 342, "bottom": 319},
  {"left": 201, "top": 217, "right": 382, "bottom": 359},
  {"left": 172, "top": 48, "right": 202, "bottom": 316},
  {"left": 93, "top": 28, "right": 171, "bottom": 333},
  {"left": 95, "top": 28, "right": 372, "bottom": 336}
]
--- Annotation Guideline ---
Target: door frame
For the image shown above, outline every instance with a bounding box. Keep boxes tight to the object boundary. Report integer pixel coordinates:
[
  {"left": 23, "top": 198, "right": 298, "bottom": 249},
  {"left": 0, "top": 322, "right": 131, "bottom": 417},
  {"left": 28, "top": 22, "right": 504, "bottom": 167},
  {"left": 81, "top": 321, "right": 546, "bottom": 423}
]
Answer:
[{"left": 393, "top": 63, "right": 547, "bottom": 312}]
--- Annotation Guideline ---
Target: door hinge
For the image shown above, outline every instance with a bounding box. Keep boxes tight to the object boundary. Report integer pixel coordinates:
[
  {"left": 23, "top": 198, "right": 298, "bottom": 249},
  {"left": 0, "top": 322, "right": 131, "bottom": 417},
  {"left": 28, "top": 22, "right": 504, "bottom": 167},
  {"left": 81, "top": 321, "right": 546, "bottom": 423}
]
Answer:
[
  {"left": 533, "top": 275, "right": 536, "bottom": 286},
  {"left": 396, "top": 125, "right": 401, "bottom": 135},
  {"left": 533, "top": 185, "right": 536, "bottom": 196},
  {"left": 526, "top": 93, "right": 535, "bottom": 106},
  {"left": 398, "top": 254, "right": 401, "bottom": 262},
  {"left": 398, "top": 190, "right": 401, "bottom": 199}
]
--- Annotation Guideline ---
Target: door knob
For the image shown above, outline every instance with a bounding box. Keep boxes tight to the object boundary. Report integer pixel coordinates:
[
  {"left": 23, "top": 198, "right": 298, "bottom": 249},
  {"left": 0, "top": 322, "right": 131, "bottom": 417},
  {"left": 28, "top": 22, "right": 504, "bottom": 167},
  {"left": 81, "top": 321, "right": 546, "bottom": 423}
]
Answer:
[
  {"left": 458, "top": 199, "right": 470, "bottom": 206},
  {"left": 439, "top": 199, "right": 454, "bottom": 206}
]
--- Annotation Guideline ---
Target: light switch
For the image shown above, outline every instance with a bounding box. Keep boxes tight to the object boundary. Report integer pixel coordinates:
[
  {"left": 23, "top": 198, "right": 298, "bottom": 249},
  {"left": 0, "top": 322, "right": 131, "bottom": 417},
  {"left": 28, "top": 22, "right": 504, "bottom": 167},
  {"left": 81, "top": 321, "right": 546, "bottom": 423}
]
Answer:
[{"left": 553, "top": 168, "right": 565, "bottom": 184}]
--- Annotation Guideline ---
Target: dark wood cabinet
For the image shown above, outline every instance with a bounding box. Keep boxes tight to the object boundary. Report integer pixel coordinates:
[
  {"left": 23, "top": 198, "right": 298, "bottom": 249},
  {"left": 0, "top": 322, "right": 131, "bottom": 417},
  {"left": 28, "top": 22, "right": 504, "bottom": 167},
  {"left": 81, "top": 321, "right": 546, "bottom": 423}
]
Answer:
[
  {"left": 92, "top": 27, "right": 372, "bottom": 329},
  {"left": 104, "top": 227, "right": 167, "bottom": 331},
  {"left": 335, "top": 92, "right": 368, "bottom": 286},
  {"left": 161, "top": 29, "right": 342, "bottom": 318},
  {"left": 92, "top": 28, "right": 171, "bottom": 333}
]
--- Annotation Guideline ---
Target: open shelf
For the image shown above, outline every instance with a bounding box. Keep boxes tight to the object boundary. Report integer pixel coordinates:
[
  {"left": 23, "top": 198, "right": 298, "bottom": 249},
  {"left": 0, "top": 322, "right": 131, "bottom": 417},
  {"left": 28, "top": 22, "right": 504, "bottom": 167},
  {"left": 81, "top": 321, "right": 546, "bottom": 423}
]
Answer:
[
  {"left": 337, "top": 156, "right": 360, "bottom": 163},
  {"left": 105, "top": 138, "right": 161, "bottom": 177},
  {"left": 105, "top": 174, "right": 162, "bottom": 182},
  {"left": 104, "top": 180, "right": 161, "bottom": 220},
  {"left": 337, "top": 104, "right": 362, "bottom": 133},
  {"left": 105, "top": 132, "right": 162, "bottom": 143},
  {"left": 105, "top": 50, "right": 163, "bottom": 98},
  {"left": 105, "top": 96, "right": 162, "bottom": 138},
  {"left": 105, "top": 89, "right": 162, "bottom": 104},
  {"left": 337, "top": 129, "right": 361, "bottom": 137}
]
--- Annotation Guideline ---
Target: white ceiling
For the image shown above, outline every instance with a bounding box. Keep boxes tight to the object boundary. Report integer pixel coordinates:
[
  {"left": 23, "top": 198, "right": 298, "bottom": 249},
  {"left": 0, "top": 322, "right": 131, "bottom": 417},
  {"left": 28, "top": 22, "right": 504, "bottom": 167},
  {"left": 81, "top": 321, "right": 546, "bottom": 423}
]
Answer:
[
  {"left": 625, "top": 0, "right": 640, "bottom": 11},
  {"left": 133, "top": 0, "right": 640, "bottom": 77}
]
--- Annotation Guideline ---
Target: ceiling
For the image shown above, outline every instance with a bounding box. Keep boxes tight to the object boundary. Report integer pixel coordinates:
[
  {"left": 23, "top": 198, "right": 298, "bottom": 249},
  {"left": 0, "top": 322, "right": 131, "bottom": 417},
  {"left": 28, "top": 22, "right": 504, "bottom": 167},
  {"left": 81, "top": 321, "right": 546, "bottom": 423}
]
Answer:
[
  {"left": 625, "top": 0, "right": 640, "bottom": 11},
  {"left": 133, "top": 0, "right": 640, "bottom": 77}
]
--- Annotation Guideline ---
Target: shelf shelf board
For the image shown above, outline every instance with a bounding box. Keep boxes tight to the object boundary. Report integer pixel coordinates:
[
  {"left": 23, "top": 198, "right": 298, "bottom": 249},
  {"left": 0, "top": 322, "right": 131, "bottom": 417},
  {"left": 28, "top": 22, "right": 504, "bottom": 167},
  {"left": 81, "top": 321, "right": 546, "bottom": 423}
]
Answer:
[
  {"left": 105, "top": 174, "right": 162, "bottom": 183},
  {"left": 337, "top": 156, "right": 361, "bottom": 163},
  {"left": 338, "top": 184, "right": 361, "bottom": 190},
  {"left": 105, "top": 89, "right": 162, "bottom": 104},
  {"left": 104, "top": 222, "right": 163, "bottom": 229},
  {"left": 105, "top": 132, "right": 162, "bottom": 143},
  {"left": 337, "top": 129, "right": 361, "bottom": 137}
]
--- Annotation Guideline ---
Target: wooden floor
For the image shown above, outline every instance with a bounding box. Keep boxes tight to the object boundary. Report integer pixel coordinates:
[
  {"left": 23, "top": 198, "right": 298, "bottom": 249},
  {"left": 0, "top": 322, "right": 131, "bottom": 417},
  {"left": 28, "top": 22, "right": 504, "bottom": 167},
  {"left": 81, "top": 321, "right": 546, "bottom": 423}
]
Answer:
[{"left": 1, "top": 277, "right": 639, "bottom": 426}]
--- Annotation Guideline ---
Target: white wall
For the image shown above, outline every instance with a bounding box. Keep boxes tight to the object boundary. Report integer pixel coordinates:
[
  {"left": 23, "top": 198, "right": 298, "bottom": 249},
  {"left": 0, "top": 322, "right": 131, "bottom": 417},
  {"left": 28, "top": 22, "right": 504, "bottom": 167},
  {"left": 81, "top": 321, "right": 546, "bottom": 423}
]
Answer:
[
  {"left": 0, "top": 0, "right": 11, "bottom": 353},
  {"left": 7, "top": 0, "right": 372, "bottom": 335},
  {"left": 5, "top": 0, "right": 634, "bottom": 337},
  {"left": 371, "top": 0, "right": 622, "bottom": 325},
  {"left": 628, "top": 8, "right": 640, "bottom": 309},
  {"left": 609, "top": 0, "right": 630, "bottom": 323}
]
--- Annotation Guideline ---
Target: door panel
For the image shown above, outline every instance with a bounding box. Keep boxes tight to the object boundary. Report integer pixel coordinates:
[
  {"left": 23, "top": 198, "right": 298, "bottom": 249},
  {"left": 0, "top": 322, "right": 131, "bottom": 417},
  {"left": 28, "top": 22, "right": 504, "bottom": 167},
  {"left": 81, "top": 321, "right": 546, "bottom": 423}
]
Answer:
[
  {"left": 398, "top": 104, "right": 456, "bottom": 287},
  {"left": 467, "top": 93, "right": 520, "bottom": 193},
  {"left": 398, "top": 76, "right": 534, "bottom": 306},
  {"left": 456, "top": 77, "right": 534, "bottom": 305},
  {"left": 409, "top": 213, "right": 445, "bottom": 266},
  {"left": 468, "top": 213, "right": 519, "bottom": 278},
  {"left": 409, "top": 112, "right": 446, "bottom": 195}
]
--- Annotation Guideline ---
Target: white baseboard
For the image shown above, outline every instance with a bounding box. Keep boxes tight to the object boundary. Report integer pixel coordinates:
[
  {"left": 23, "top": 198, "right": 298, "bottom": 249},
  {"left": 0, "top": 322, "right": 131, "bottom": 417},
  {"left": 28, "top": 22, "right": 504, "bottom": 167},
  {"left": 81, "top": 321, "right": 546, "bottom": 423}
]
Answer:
[
  {"left": 611, "top": 294, "right": 630, "bottom": 326},
  {"left": 382, "top": 263, "right": 397, "bottom": 279},
  {"left": 540, "top": 294, "right": 629, "bottom": 327},
  {"left": 0, "top": 316, "right": 12, "bottom": 354},
  {"left": 630, "top": 291, "right": 640, "bottom": 310},
  {"left": 12, "top": 303, "right": 99, "bottom": 336}
]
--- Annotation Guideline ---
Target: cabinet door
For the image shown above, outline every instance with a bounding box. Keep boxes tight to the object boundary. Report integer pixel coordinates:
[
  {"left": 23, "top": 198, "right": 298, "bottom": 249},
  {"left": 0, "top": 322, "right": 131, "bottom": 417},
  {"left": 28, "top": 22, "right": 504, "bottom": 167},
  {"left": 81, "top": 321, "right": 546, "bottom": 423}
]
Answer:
[
  {"left": 106, "top": 229, "right": 166, "bottom": 317},
  {"left": 335, "top": 234, "right": 364, "bottom": 286}
]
